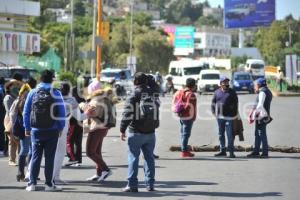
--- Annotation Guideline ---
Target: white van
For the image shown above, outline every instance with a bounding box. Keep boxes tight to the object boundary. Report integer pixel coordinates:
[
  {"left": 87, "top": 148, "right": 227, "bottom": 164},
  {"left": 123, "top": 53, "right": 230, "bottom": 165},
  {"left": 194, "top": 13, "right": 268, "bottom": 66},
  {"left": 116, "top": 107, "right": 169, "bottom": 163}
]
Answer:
[
  {"left": 168, "top": 58, "right": 208, "bottom": 90},
  {"left": 245, "top": 59, "right": 265, "bottom": 80},
  {"left": 197, "top": 70, "right": 221, "bottom": 94}
]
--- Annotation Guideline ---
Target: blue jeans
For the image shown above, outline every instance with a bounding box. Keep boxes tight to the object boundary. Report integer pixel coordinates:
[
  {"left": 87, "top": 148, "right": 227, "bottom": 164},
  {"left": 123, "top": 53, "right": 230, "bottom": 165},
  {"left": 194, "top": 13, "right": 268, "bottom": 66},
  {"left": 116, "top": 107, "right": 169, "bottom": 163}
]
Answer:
[
  {"left": 29, "top": 134, "right": 58, "bottom": 187},
  {"left": 254, "top": 122, "right": 268, "bottom": 155},
  {"left": 127, "top": 132, "right": 156, "bottom": 189},
  {"left": 180, "top": 120, "right": 194, "bottom": 152},
  {"left": 217, "top": 118, "right": 234, "bottom": 153},
  {"left": 18, "top": 136, "right": 32, "bottom": 176}
]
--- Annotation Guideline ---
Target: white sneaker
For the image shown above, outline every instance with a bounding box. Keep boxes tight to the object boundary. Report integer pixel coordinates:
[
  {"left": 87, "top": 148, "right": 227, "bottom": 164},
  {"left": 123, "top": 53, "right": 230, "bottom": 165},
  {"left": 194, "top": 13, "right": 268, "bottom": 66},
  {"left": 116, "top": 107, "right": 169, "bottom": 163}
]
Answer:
[
  {"left": 86, "top": 174, "right": 100, "bottom": 181},
  {"left": 26, "top": 184, "right": 36, "bottom": 192},
  {"left": 98, "top": 170, "right": 112, "bottom": 182},
  {"left": 44, "top": 185, "right": 62, "bottom": 192},
  {"left": 54, "top": 179, "right": 67, "bottom": 185}
]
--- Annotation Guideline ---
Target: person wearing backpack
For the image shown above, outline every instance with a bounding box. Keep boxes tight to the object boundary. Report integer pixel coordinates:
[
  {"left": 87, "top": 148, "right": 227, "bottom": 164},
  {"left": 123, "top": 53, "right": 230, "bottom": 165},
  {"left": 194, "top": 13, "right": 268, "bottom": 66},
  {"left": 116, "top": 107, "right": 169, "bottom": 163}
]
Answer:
[
  {"left": 10, "top": 78, "right": 37, "bottom": 182},
  {"left": 52, "top": 82, "right": 87, "bottom": 185},
  {"left": 211, "top": 76, "right": 238, "bottom": 158},
  {"left": 172, "top": 78, "right": 197, "bottom": 158},
  {"left": 120, "top": 72, "right": 160, "bottom": 192},
  {"left": 79, "top": 84, "right": 118, "bottom": 183},
  {"left": 23, "top": 70, "right": 66, "bottom": 192}
]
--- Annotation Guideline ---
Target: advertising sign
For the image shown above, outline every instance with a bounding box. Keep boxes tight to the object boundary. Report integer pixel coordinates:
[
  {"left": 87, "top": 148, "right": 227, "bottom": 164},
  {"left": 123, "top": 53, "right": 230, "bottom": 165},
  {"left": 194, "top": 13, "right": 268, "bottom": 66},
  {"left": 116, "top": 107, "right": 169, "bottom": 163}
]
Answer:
[
  {"left": 174, "top": 26, "right": 195, "bottom": 56},
  {"left": 224, "top": 0, "right": 275, "bottom": 28},
  {"left": 0, "top": 31, "right": 40, "bottom": 54}
]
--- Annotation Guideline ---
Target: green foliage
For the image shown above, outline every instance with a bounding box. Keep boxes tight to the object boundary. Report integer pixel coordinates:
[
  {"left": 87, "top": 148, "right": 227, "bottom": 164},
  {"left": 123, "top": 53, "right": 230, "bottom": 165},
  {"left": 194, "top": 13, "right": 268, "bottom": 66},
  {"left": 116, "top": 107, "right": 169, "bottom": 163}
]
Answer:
[
  {"left": 254, "top": 18, "right": 300, "bottom": 66},
  {"left": 134, "top": 31, "right": 174, "bottom": 73},
  {"left": 74, "top": 0, "right": 86, "bottom": 16},
  {"left": 58, "top": 71, "right": 77, "bottom": 85},
  {"left": 195, "top": 15, "right": 220, "bottom": 27},
  {"left": 125, "top": 12, "right": 153, "bottom": 27},
  {"left": 166, "top": 0, "right": 204, "bottom": 24},
  {"left": 231, "top": 56, "right": 250, "bottom": 70}
]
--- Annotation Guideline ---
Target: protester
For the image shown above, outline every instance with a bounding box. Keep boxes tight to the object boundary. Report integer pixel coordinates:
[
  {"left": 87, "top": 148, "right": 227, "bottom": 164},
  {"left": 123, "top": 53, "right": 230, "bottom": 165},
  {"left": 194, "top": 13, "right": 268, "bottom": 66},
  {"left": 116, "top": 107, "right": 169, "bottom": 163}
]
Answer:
[
  {"left": 52, "top": 82, "right": 87, "bottom": 185},
  {"left": 23, "top": 70, "right": 65, "bottom": 192},
  {"left": 10, "top": 77, "right": 37, "bottom": 181},
  {"left": 65, "top": 86, "right": 85, "bottom": 166},
  {"left": 120, "top": 72, "right": 160, "bottom": 192},
  {"left": 211, "top": 76, "right": 238, "bottom": 158},
  {"left": 247, "top": 78, "right": 273, "bottom": 158},
  {"left": 3, "top": 74, "right": 23, "bottom": 166},
  {"left": 0, "top": 77, "right": 6, "bottom": 155},
  {"left": 172, "top": 78, "right": 197, "bottom": 158},
  {"left": 79, "top": 83, "right": 117, "bottom": 183}
]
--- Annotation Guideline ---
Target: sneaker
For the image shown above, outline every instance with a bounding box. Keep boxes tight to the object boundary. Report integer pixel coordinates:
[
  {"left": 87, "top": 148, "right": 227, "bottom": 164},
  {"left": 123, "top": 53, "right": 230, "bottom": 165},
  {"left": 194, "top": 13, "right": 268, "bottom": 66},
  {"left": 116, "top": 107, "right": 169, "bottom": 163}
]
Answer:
[
  {"left": 214, "top": 151, "right": 227, "bottom": 157},
  {"left": 122, "top": 186, "right": 138, "bottom": 192},
  {"left": 229, "top": 153, "right": 236, "bottom": 158},
  {"left": 181, "top": 151, "right": 195, "bottom": 158},
  {"left": 64, "top": 160, "right": 78, "bottom": 167},
  {"left": 98, "top": 170, "right": 112, "bottom": 182},
  {"left": 247, "top": 152, "right": 260, "bottom": 158},
  {"left": 153, "top": 154, "right": 159, "bottom": 159},
  {"left": 86, "top": 174, "right": 100, "bottom": 181},
  {"left": 45, "top": 185, "right": 62, "bottom": 192},
  {"left": 54, "top": 179, "right": 67, "bottom": 185},
  {"left": 74, "top": 163, "right": 81, "bottom": 167},
  {"left": 146, "top": 186, "right": 155, "bottom": 192},
  {"left": 8, "top": 161, "right": 17, "bottom": 166},
  {"left": 260, "top": 154, "right": 269, "bottom": 159},
  {"left": 26, "top": 184, "right": 36, "bottom": 192}
]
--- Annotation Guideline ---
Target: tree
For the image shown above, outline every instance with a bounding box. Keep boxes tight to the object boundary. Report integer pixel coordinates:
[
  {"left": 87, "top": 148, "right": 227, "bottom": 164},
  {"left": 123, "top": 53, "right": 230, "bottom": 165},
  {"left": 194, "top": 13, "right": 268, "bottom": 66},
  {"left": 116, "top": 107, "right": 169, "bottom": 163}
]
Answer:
[
  {"left": 74, "top": 0, "right": 86, "bottom": 16},
  {"left": 134, "top": 31, "right": 174, "bottom": 73},
  {"left": 195, "top": 15, "right": 220, "bottom": 27}
]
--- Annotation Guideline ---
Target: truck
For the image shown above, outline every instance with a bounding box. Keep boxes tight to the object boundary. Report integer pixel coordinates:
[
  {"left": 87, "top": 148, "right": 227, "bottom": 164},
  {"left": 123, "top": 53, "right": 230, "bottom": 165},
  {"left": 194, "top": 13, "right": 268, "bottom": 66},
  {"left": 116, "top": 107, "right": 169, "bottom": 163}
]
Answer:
[
  {"left": 245, "top": 59, "right": 265, "bottom": 80},
  {"left": 168, "top": 58, "right": 208, "bottom": 91}
]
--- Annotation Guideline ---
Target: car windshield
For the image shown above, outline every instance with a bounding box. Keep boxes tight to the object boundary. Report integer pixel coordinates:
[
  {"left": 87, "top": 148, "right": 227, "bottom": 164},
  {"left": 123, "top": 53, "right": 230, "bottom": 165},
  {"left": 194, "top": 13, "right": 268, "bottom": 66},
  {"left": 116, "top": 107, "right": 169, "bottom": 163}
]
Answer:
[
  {"left": 235, "top": 74, "right": 251, "bottom": 80},
  {"left": 251, "top": 64, "right": 264, "bottom": 69},
  {"left": 101, "top": 72, "right": 120, "bottom": 79},
  {"left": 202, "top": 74, "right": 220, "bottom": 80},
  {"left": 183, "top": 67, "right": 202, "bottom": 75}
]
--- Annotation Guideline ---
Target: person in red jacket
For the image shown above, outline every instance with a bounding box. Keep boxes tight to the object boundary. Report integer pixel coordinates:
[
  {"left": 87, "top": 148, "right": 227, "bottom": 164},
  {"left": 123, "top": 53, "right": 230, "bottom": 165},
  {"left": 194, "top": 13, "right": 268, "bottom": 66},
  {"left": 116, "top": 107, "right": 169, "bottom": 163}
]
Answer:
[{"left": 173, "top": 78, "right": 197, "bottom": 158}]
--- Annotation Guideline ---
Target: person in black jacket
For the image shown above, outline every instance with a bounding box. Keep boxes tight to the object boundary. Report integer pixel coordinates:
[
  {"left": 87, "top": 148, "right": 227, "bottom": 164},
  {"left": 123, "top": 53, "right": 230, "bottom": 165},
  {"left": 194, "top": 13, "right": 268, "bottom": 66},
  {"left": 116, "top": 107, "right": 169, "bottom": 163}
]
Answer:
[
  {"left": 212, "top": 76, "right": 238, "bottom": 158},
  {"left": 120, "top": 72, "right": 159, "bottom": 192}
]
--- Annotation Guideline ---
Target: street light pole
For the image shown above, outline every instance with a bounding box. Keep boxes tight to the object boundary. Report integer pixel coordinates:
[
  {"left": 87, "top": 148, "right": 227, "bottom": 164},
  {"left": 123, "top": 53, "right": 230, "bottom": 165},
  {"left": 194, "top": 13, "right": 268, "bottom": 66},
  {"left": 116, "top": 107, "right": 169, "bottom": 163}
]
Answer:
[
  {"left": 91, "top": 0, "right": 97, "bottom": 78},
  {"left": 129, "top": 0, "right": 134, "bottom": 67}
]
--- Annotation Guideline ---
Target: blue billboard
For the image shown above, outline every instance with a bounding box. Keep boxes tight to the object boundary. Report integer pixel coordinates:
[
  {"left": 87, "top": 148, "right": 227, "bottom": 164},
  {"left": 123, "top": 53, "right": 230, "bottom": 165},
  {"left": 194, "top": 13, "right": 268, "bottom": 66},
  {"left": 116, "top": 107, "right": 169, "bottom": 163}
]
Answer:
[{"left": 224, "top": 0, "right": 275, "bottom": 29}]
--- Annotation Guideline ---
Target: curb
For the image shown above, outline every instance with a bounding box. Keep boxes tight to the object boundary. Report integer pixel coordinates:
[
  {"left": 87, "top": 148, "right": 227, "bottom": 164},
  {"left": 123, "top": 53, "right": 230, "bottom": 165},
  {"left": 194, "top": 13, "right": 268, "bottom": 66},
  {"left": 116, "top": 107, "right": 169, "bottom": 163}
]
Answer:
[
  {"left": 271, "top": 90, "right": 300, "bottom": 97},
  {"left": 170, "top": 145, "right": 300, "bottom": 153}
]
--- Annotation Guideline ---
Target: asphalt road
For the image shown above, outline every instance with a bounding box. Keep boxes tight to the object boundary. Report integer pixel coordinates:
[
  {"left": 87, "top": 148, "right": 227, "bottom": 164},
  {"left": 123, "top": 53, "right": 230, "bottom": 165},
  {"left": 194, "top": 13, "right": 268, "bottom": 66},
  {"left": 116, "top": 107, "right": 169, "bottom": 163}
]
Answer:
[{"left": 0, "top": 94, "right": 299, "bottom": 200}]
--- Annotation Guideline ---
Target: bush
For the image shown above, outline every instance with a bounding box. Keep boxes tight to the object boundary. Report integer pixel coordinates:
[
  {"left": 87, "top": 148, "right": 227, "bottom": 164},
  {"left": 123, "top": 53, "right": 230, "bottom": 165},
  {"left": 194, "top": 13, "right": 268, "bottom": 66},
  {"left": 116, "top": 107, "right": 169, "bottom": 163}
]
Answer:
[{"left": 58, "top": 71, "right": 77, "bottom": 85}]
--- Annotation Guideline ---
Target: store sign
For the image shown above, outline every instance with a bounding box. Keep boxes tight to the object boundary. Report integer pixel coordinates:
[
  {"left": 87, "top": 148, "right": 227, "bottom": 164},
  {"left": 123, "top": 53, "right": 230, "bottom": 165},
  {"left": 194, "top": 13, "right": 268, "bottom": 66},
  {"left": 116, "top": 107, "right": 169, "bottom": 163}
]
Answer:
[{"left": 0, "top": 31, "right": 40, "bottom": 53}]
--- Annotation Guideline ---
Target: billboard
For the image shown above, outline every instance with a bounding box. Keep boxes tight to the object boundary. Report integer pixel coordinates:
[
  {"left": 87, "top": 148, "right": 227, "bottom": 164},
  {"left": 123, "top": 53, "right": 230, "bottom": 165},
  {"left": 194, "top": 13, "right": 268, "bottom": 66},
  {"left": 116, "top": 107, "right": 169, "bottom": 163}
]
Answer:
[
  {"left": 174, "top": 26, "right": 195, "bottom": 56},
  {"left": 224, "top": 0, "right": 275, "bottom": 29}
]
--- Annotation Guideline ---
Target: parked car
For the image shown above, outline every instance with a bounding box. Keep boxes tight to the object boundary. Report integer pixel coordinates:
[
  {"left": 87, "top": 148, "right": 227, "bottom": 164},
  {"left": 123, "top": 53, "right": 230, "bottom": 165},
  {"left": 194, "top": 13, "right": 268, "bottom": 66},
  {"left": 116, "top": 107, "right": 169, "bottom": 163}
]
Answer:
[
  {"left": 226, "top": 3, "right": 256, "bottom": 20},
  {"left": 232, "top": 72, "right": 254, "bottom": 93},
  {"left": 197, "top": 70, "right": 220, "bottom": 94}
]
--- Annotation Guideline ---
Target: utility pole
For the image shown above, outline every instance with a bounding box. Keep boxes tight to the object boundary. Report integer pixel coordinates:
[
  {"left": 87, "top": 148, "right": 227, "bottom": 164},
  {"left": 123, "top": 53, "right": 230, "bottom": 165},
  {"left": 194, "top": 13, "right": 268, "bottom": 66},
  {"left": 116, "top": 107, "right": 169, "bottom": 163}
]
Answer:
[
  {"left": 96, "top": 0, "right": 103, "bottom": 81},
  {"left": 91, "top": 0, "right": 97, "bottom": 78}
]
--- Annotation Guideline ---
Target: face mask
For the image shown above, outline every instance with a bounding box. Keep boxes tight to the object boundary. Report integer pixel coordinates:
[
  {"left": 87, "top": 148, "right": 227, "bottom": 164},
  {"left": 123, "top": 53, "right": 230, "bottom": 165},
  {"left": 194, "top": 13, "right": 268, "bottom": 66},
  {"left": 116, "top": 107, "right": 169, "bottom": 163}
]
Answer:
[{"left": 222, "top": 85, "right": 230, "bottom": 90}]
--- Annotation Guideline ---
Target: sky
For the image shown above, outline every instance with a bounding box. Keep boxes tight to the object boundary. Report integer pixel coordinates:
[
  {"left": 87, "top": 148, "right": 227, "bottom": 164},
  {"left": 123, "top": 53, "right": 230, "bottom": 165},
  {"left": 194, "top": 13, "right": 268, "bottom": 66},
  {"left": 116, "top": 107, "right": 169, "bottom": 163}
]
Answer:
[{"left": 198, "top": 0, "right": 300, "bottom": 20}]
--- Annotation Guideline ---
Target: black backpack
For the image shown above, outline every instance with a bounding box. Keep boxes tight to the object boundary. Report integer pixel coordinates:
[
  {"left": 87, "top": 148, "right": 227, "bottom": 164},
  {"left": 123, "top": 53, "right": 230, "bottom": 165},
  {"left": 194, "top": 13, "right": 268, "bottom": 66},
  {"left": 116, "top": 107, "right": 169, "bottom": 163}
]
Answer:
[
  {"left": 136, "top": 93, "right": 160, "bottom": 133},
  {"left": 30, "top": 88, "right": 57, "bottom": 129}
]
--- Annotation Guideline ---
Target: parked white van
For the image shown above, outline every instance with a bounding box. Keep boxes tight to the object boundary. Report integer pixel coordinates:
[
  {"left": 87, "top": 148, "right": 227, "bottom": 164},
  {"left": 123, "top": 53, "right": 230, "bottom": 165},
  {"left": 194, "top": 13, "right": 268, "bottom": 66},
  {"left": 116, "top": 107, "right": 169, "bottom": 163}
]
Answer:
[
  {"left": 245, "top": 59, "right": 265, "bottom": 80},
  {"left": 197, "top": 69, "right": 221, "bottom": 94},
  {"left": 168, "top": 58, "right": 208, "bottom": 90}
]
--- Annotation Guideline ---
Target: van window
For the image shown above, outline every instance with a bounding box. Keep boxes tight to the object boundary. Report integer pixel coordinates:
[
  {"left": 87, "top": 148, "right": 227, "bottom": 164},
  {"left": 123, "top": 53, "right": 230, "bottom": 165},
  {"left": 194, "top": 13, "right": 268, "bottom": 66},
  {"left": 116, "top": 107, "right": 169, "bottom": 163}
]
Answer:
[
  {"left": 170, "top": 68, "right": 177, "bottom": 76},
  {"left": 202, "top": 74, "right": 220, "bottom": 80},
  {"left": 183, "top": 66, "right": 202, "bottom": 75},
  {"left": 251, "top": 64, "right": 264, "bottom": 69}
]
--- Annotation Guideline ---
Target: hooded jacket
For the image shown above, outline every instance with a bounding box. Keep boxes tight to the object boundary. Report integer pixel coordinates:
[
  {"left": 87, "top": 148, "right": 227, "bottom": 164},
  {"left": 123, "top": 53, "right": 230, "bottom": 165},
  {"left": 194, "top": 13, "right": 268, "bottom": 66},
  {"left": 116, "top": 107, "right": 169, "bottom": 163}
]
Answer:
[{"left": 79, "top": 88, "right": 118, "bottom": 133}]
